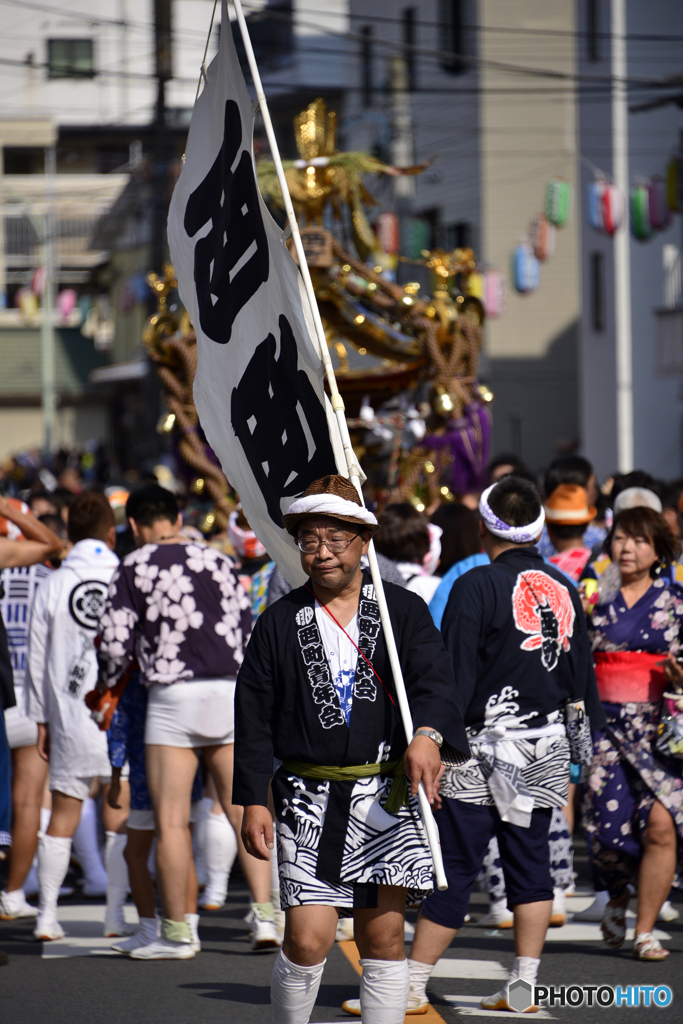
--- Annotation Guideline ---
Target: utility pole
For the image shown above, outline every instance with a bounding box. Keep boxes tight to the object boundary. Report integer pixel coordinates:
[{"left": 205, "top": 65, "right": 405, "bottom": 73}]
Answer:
[
  {"left": 151, "top": 0, "right": 172, "bottom": 275},
  {"left": 41, "top": 145, "right": 56, "bottom": 453},
  {"left": 390, "top": 55, "right": 415, "bottom": 206},
  {"left": 612, "top": 0, "right": 633, "bottom": 472}
]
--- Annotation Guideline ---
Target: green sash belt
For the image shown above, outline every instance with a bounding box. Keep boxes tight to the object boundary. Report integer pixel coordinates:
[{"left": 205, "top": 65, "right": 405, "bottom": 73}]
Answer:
[{"left": 280, "top": 759, "right": 409, "bottom": 813}]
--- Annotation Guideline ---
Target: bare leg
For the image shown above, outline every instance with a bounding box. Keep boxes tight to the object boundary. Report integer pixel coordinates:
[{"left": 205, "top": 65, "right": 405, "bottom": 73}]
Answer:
[
  {"left": 125, "top": 829, "right": 155, "bottom": 920},
  {"left": 146, "top": 745, "right": 197, "bottom": 923},
  {"left": 512, "top": 900, "right": 552, "bottom": 958},
  {"left": 47, "top": 792, "right": 83, "bottom": 838},
  {"left": 354, "top": 885, "right": 406, "bottom": 960},
  {"left": 635, "top": 799, "right": 677, "bottom": 936},
  {"left": 203, "top": 742, "right": 271, "bottom": 904},
  {"left": 410, "top": 911, "right": 459, "bottom": 966},
  {"left": 102, "top": 781, "right": 130, "bottom": 834},
  {"left": 7, "top": 744, "right": 49, "bottom": 890},
  {"left": 284, "top": 904, "right": 338, "bottom": 965}
]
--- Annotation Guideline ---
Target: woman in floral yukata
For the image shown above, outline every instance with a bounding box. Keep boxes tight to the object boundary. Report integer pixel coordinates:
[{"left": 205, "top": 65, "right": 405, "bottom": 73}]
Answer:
[{"left": 582, "top": 506, "right": 683, "bottom": 961}]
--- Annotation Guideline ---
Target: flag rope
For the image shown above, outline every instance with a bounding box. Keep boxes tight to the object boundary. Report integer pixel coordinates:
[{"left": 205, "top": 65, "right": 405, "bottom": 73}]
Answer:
[
  {"left": 194, "top": 0, "right": 219, "bottom": 104},
  {"left": 231, "top": 0, "right": 447, "bottom": 890}
]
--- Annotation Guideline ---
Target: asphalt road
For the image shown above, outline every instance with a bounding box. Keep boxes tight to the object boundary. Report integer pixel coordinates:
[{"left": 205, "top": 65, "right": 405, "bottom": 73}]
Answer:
[{"left": 0, "top": 842, "right": 680, "bottom": 1024}]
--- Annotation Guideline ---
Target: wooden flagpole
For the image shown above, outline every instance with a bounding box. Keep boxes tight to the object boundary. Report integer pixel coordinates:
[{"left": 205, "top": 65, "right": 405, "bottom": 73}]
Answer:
[{"left": 231, "top": 0, "right": 447, "bottom": 889}]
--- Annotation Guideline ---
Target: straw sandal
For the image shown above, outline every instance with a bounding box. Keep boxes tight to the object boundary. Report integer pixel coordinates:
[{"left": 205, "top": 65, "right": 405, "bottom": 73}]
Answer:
[
  {"left": 632, "top": 932, "right": 670, "bottom": 961},
  {"left": 601, "top": 902, "right": 627, "bottom": 948}
]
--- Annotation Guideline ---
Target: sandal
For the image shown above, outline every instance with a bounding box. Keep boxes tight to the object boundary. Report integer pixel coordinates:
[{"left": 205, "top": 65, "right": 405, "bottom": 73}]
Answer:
[
  {"left": 632, "top": 932, "right": 670, "bottom": 961},
  {"left": 601, "top": 902, "right": 627, "bottom": 948}
]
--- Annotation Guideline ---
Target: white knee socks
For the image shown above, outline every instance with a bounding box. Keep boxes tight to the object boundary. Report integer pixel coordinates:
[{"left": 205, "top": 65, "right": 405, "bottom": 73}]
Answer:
[
  {"left": 271, "top": 950, "right": 326, "bottom": 1024},
  {"left": 201, "top": 811, "right": 238, "bottom": 907},
  {"left": 104, "top": 831, "right": 130, "bottom": 933},
  {"left": 359, "top": 959, "right": 410, "bottom": 1024},
  {"left": 72, "top": 798, "right": 107, "bottom": 896},
  {"left": 407, "top": 959, "right": 434, "bottom": 1008},
  {"left": 37, "top": 834, "right": 72, "bottom": 923}
]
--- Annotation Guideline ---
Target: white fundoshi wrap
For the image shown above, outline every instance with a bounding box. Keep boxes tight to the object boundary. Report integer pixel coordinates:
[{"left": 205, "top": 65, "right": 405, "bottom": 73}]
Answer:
[
  {"left": 479, "top": 484, "right": 545, "bottom": 544},
  {"left": 285, "top": 493, "right": 378, "bottom": 527}
]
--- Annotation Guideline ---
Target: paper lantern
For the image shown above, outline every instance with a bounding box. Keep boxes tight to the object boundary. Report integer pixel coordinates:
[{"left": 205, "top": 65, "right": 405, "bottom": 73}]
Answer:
[
  {"left": 484, "top": 270, "right": 506, "bottom": 318},
  {"left": 514, "top": 243, "right": 540, "bottom": 294},
  {"left": 630, "top": 184, "right": 652, "bottom": 240},
  {"left": 466, "top": 271, "right": 485, "bottom": 300},
  {"left": 649, "top": 175, "right": 672, "bottom": 231},
  {"left": 17, "top": 287, "right": 38, "bottom": 320},
  {"left": 544, "top": 178, "right": 572, "bottom": 227},
  {"left": 375, "top": 212, "right": 400, "bottom": 255},
  {"left": 601, "top": 182, "right": 624, "bottom": 235},
  {"left": 667, "top": 157, "right": 680, "bottom": 212},
  {"left": 588, "top": 180, "right": 605, "bottom": 230},
  {"left": 529, "top": 213, "right": 555, "bottom": 261},
  {"left": 57, "top": 289, "right": 77, "bottom": 319}
]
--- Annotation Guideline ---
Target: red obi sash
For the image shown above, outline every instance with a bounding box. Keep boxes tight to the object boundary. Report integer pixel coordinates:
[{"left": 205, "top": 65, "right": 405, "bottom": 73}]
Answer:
[{"left": 594, "top": 651, "right": 666, "bottom": 703}]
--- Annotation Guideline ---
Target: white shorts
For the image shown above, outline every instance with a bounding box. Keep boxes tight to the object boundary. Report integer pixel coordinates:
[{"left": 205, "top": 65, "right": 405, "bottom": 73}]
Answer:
[
  {"left": 145, "top": 679, "right": 236, "bottom": 748},
  {"left": 128, "top": 809, "right": 154, "bottom": 831},
  {"left": 51, "top": 767, "right": 129, "bottom": 800},
  {"left": 4, "top": 706, "right": 38, "bottom": 750},
  {"left": 128, "top": 801, "right": 201, "bottom": 832}
]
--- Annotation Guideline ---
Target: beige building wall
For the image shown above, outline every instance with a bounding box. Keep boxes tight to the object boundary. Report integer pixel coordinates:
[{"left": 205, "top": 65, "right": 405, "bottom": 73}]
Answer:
[
  {"left": 0, "top": 404, "right": 109, "bottom": 461},
  {"left": 479, "top": 0, "right": 580, "bottom": 361}
]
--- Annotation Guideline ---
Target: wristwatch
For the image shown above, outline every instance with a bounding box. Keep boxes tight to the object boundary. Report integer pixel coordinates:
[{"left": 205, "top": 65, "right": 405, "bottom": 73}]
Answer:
[{"left": 414, "top": 728, "right": 443, "bottom": 748}]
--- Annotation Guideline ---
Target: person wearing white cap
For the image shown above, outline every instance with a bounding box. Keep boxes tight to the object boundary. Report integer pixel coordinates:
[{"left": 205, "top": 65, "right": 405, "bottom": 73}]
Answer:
[{"left": 235, "top": 474, "right": 469, "bottom": 1024}]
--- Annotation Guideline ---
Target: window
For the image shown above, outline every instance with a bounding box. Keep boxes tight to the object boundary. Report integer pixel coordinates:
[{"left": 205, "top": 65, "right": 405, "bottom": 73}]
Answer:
[
  {"left": 47, "top": 39, "right": 94, "bottom": 79},
  {"left": 230, "top": 2, "right": 293, "bottom": 73},
  {"left": 402, "top": 8, "right": 416, "bottom": 91},
  {"left": 446, "top": 221, "right": 472, "bottom": 249},
  {"left": 590, "top": 252, "right": 605, "bottom": 331},
  {"left": 441, "top": 0, "right": 466, "bottom": 75},
  {"left": 361, "top": 26, "right": 373, "bottom": 106},
  {"left": 587, "top": 0, "right": 600, "bottom": 62},
  {"left": 3, "top": 147, "right": 45, "bottom": 174}
]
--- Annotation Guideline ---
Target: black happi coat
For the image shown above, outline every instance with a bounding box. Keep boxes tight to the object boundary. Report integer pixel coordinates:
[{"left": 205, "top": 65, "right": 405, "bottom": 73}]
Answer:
[
  {"left": 442, "top": 547, "right": 606, "bottom": 732},
  {"left": 235, "top": 573, "right": 468, "bottom": 889}
]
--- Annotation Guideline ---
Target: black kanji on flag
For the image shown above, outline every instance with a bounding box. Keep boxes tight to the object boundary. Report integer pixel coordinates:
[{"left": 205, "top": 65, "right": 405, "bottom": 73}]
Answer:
[
  {"left": 183, "top": 100, "right": 269, "bottom": 344},
  {"left": 231, "top": 314, "right": 336, "bottom": 526}
]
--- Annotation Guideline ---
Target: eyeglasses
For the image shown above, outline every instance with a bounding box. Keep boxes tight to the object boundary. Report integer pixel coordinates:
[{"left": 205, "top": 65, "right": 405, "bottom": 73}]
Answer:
[{"left": 296, "top": 532, "right": 361, "bottom": 555}]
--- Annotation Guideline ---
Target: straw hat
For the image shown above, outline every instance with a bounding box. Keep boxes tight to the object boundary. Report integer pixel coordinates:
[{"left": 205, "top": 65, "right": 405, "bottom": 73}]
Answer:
[
  {"left": 544, "top": 484, "right": 597, "bottom": 525},
  {"left": 282, "top": 474, "right": 379, "bottom": 536}
]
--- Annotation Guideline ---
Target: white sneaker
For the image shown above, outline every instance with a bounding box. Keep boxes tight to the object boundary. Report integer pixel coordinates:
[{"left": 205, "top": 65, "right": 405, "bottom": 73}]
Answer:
[
  {"left": 335, "top": 917, "right": 355, "bottom": 942},
  {"left": 249, "top": 903, "right": 282, "bottom": 951},
  {"left": 0, "top": 888, "right": 38, "bottom": 920},
  {"left": 550, "top": 888, "right": 566, "bottom": 927},
  {"left": 658, "top": 900, "right": 680, "bottom": 923},
  {"left": 572, "top": 891, "right": 610, "bottom": 922},
  {"left": 104, "top": 914, "right": 136, "bottom": 938},
  {"left": 112, "top": 919, "right": 160, "bottom": 954},
  {"left": 473, "top": 900, "right": 514, "bottom": 928},
  {"left": 185, "top": 913, "right": 201, "bottom": 953},
  {"left": 342, "top": 988, "right": 429, "bottom": 1016},
  {"left": 129, "top": 936, "right": 195, "bottom": 960},
  {"left": 34, "top": 917, "right": 65, "bottom": 941}
]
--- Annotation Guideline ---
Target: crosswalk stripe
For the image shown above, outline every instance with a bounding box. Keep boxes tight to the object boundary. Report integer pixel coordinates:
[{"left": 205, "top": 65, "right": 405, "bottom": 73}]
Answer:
[
  {"left": 431, "top": 960, "right": 507, "bottom": 980},
  {"left": 42, "top": 905, "right": 139, "bottom": 959},
  {"left": 442, "top": 994, "right": 556, "bottom": 1018}
]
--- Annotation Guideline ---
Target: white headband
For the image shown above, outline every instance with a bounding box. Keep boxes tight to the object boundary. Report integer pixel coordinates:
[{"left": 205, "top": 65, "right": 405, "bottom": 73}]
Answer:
[
  {"left": 479, "top": 483, "right": 545, "bottom": 544},
  {"left": 613, "top": 487, "right": 662, "bottom": 514},
  {"left": 285, "top": 493, "right": 378, "bottom": 527}
]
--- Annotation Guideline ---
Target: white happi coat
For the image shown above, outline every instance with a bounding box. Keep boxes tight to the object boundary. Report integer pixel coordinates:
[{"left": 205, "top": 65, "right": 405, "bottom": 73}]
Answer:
[{"left": 25, "top": 538, "right": 119, "bottom": 779}]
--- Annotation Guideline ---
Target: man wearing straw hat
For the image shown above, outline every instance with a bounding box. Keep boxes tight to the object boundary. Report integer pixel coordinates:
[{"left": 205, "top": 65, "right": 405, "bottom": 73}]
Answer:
[{"left": 234, "top": 474, "right": 469, "bottom": 1024}]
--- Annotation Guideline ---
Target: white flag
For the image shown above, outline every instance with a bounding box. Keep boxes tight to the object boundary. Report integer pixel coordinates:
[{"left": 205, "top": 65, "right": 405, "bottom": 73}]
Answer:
[{"left": 168, "top": 2, "right": 343, "bottom": 586}]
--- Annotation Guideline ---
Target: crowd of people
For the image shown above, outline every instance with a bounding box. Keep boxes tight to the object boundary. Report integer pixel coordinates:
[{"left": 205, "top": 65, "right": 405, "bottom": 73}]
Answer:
[{"left": 0, "top": 449, "right": 680, "bottom": 1019}]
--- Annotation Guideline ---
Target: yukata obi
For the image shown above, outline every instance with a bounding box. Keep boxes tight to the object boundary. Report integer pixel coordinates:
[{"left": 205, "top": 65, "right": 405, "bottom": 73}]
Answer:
[{"left": 233, "top": 475, "right": 468, "bottom": 912}]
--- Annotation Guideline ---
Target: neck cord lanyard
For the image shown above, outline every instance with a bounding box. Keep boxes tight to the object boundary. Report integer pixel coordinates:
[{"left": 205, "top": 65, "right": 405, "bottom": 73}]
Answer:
[{"left": 304, "top": 584, "right": 396, "bottom": 708}]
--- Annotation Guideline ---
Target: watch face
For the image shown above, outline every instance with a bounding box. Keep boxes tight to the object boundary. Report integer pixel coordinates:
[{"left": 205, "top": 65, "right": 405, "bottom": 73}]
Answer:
[{"left": 433, "top": 731, "right": 443, "bottom": 746}]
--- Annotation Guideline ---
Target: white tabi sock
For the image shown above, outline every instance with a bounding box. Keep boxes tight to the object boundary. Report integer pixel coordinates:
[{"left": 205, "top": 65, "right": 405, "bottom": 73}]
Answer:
[
  {"left": 104, "top": 831, "right": 129, "bottom": 927},
  {"left": 359, "top": 959, "right": 410, "bottom": 1024},
  {"left": 271, "top": 950, "right": 326, "bottom": 1024},
  {"left": 37, "top": 834, "right": 72, "bottom": 922},
  {"left": 407, "top": 959, "right": 434, "bottom": 1006},
  {"left": 72, "top": 798, "right": 107, "bottom": 893},
  {"left": 203, "top": 811, "right": 237, "bottom": 906},
  {"left": 510, "top": 956, "right": 540, "bottom": 986}
]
